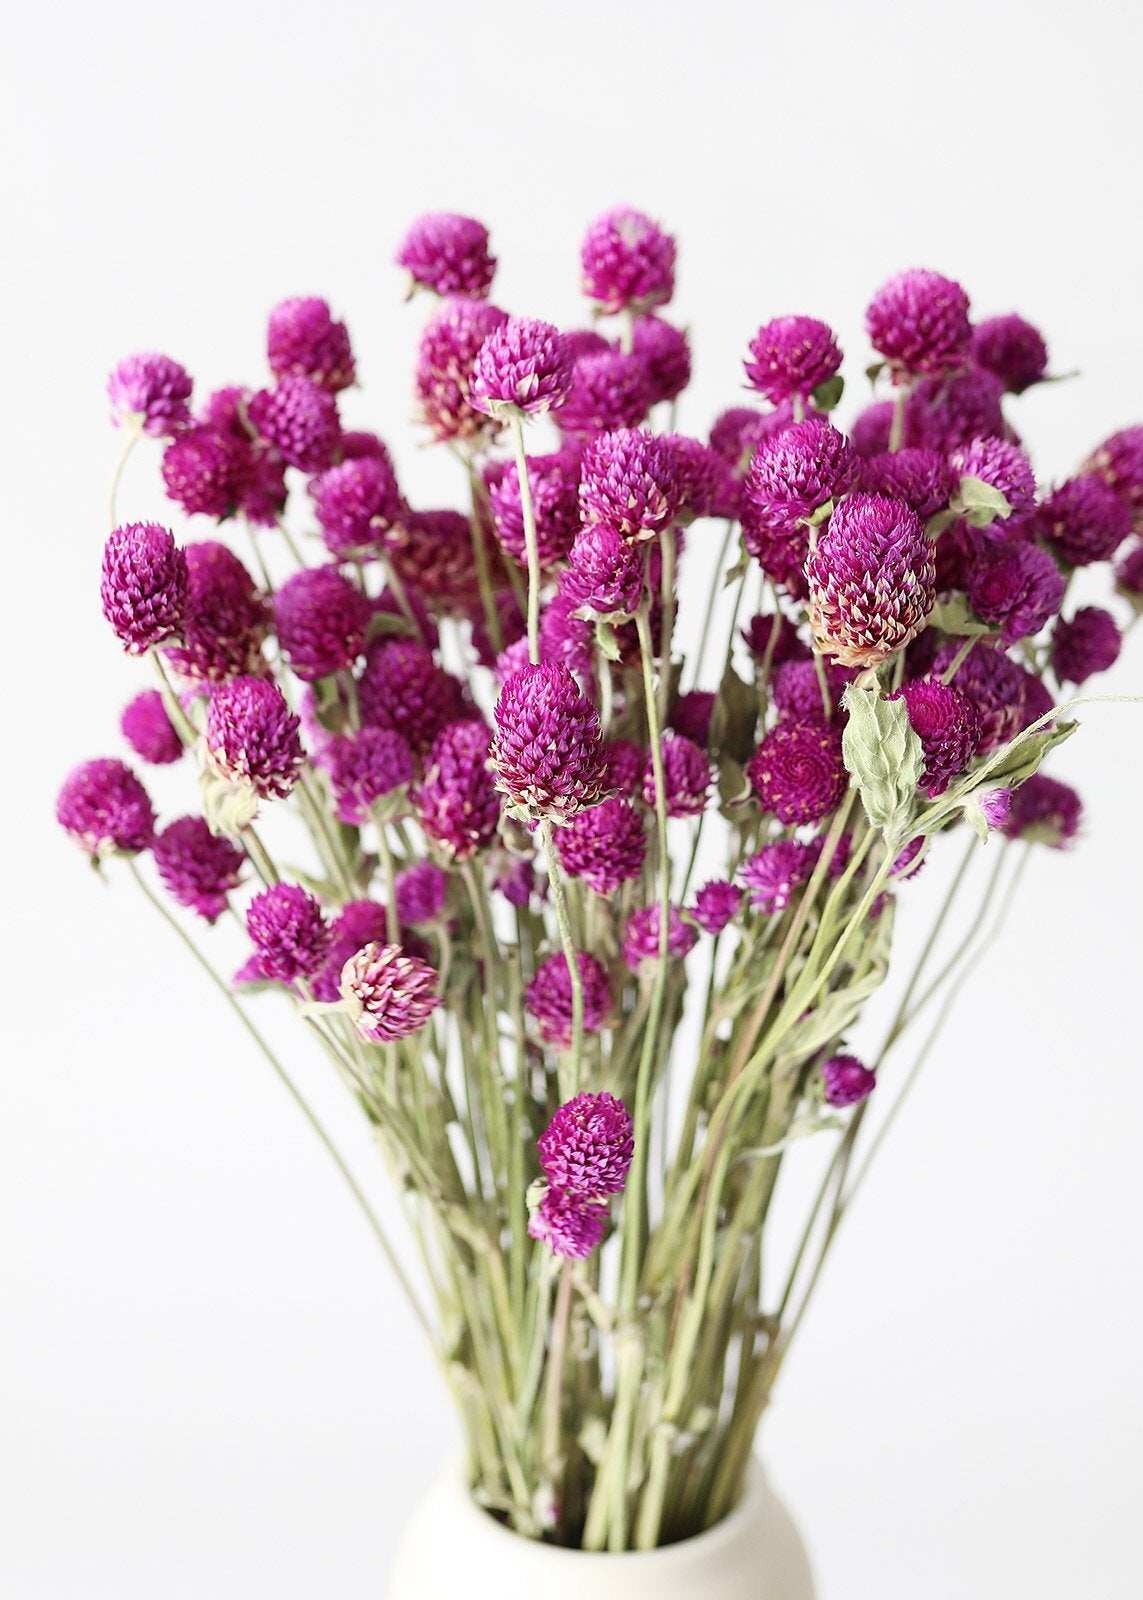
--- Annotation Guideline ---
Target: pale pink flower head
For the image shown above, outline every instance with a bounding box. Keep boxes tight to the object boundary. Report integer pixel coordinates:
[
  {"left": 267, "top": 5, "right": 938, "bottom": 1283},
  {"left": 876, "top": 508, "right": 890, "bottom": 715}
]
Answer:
[
  {"left": 470, "top": 317, "right": 573, "bottom": 419},
  {"left": 340, "top": 941, "right": 442, "bottom": 1041},
  {"left": 108, "top": 352, "right": 192, "bottom": 436},
  {"left": 267, "top": 297, "right": 355, "bottom": 392},
  {"left": 744, "top": 315, "right": 842, "bottom": 405},
  {"left": 866, "top": 269, "right": 971, "bottom": 376},
  {"left": 580, "top": 206, "right": 676, "bottom": 315},
  {"left": 56, "top": 758, "right": 155, "bottom": 857},
  {"left": 395, "top": 213, "right": 496, "bottom": 299}
]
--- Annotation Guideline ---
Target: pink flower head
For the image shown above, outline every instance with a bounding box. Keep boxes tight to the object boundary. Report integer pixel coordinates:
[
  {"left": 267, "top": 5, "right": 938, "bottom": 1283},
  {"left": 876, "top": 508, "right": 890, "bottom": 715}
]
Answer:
[
  {"left": 934, "top": 642, "right": 1026, "bottom": 753},
  {"left": 246, "top": 883, "right": 331, "bottom": 984},
  {"left": 555, "top": 797, "right": 646, "bottom": 895},
  {"left": 538, "top": 591, "right": 595, "bottom": 677},
  {"left": 578, "top": 427, "right": 683, "bottom": 541},
  {"left": 108, "top": 353, "right": 192, "bottom": 436},
  {"left": 415, "top": 718, "right": 501, "bottom": 860},
  {"left": 340, "top": 941, "right": 442, "bottom": 1041},
  {"left": 310, "top": 456, "right": 403, "bottom": 557},
  {"left": 492, "top": 664, "right": 605, "bottom": 821},
  {"left": 538, "top": 1091, "right": 632, "bottom": 1193},
  {"left": 309, "top": 901, "right": 389, "bottom": 1003},
  {"left": 267, "top": 297, "right": 355, "bottom": 391},
  {"left": 248, "top": 376, "right": 340, "bottom": 473},
  {"left": 866, "top": 269, "right": 971, "bottom": 376},
  {"left": 806, "top": 493, "right": 936, "bottom": 668},
  {"left": 528, "top": 1189, "right": 607, "bottom": 1259},
  {"left": 601, "top": 738, "right": 645, "bottom": 799},
  {"left": 1051, "top": 605, "right": 1122, "bottom": 685},
  {"left": 562, "top": 523, "right": 644, "bottom": 617},
  {"left": 1116, "top": 541, "right": 1143, "bottom": 596},
  {"left": 56, "top": 758, "right": 155, "bottom": 856},
  {"left": 151, "top": 815, "right": 244, "bottom": 922},
  {"left": 205, "top": 675, "right": 304, "bottom": 798},
  {"left": 903, "top": 367, "right": 1006, "bottom": 453},
  {"left": 579, "top": 206, "right": 676, "bottom": 315},
  {"left": 669, "top": 690, "right": 716, "bottom": 747},
  {"left": 357, "top": 638, "right": 466, "bottom": 755},
  {"left": 329, "top": 727, "right": 415, "bottom": 823},
  {"left": 196, "top": 386, "right": 288, "bottom": 527},
  {"left": 162, "top": 541, "right": 269, "bottom": 686},
  {"left": 665, "top": 435, "right": 730, "bottom": 521},
  {"left": 161, "top": 427, "right": 234, "bottom": 519},
  {"left": 394, "top": 861, "right": 448, "bottom": 926},
  {"left": 101, "top": 523, "right": 188, "bottom": 655},
  {"left": 739, "top": 839, "right": 820, "bottom": 914},
  {"left": 747, "top": 718, "right": 848, "bottom": 826},
  {"left": 891, "top": 678, "right": 981, "bottom": 796},
  {"left": 120, "top": 689, "right": 182, "bottom": 766},
  {"left": 1036, "top": 474, "right": 1132, "bottom": 567},
  {"left": 395, "top": 213, "right": 495, "bottom": 298},
  {"left": 861, "top": 448, "right": 954, "bottom": 520},
  {"left": 950, "top": 436, "right": 1037, "bottom": 518},
  {"left": 966, "top": 538, "right": 1065, "bottom": 644},
  {"left": 389, "top": 509, "right": 495, "bottom": 616},
  {"left": 971, "top": 314, "right": 1048, "bottom": 394},
  {"left": 741, "top": 609, "right": 807, "bottom": 668},
  {"left": 1087, "top": 426, "right": 1143, "bottom": 516},
  {"left": 821, "top": 1053, "right": 876, "bottom": 1107},
  {"left": 743, "top": 417, "right": 857, "bottom": 591},
  {"left": 488, "top": 450, "right": 582, "bottom": 566},
  {"left": 632, "top": 316, "right": 691, "bottom": 403},
  {"left": 710, "top": 406, "right": 768, "bottom": 470},
  {"left": 1002, "top": 774, "right": 1082, "bottom": 847},
  {"left": 273, "top": 566, "right": 370, "bottom": 682},
  {"left": 559, "top": 350, "right": 653, "bottom": 435},
  {"left": 689, "top": 879, "right": 743, "bottom": 935},
  {"left": 849, "top": 400, "right": 895, "bottom": 460},
  {"left": 645, "top": 733, "right": 712, "bottom": 818},
  {"left": 470, "top": 317, "right": 573, "bottom": 418},
  {"left": 415, "top": 296, "right": 509, "bottom": 442},
  {"left": 623, "top": 903, "right": 697, "bottom": 970},
  {"left": 976, "top": 787, "right": 1014, "bottom": 831},
  {"left": 527, "top": 954, "right": 613, "bottom": 1048},
  {"left": 772, "top": 659, "right": 832, "bottom": 721},
  {"left": 744, "top": 315, "right": 842, "bottom": 405}
]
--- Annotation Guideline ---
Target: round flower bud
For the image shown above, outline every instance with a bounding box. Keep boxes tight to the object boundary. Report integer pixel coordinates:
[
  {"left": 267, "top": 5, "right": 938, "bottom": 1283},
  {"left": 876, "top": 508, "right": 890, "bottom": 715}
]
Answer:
[
  {"left": 632, "top": 316, "right": 691, "bottom": 404},
  {"left": 246, "top": 883, "right": 331, "bottom": 984},
  {"left": 56, "top": 758, "right": 155, "bottom": 856},
  {"left": 151, "top": 815, "right": 244, "bottom": 922},
  {"left": 806, "top": 493, "right": 936, "bottom": 668},
  {"left": 866, "top": 269, "right": 971, "bottom": 376},
  {"left": 395, "top": 213, "right": 495, "bottom": 298},
  {"left": 622, "top": 904, "right": 697, "bottom": 970},
  {"left": 205, "top": 676, "right": 304, "bottom": 798},
  {"left": 644, "top": 733, "right": 712, "bottom": 818},
  {"left": 120, "top": 689, "right": 182, "bottom": 766},
  {"left": 579, "top": 206, "right": 676, "bottom": 315},
  {"left": 527, "top": 953, "right": 613, "bottom": 1049},
  {"left": 162, "top": 541, "right": 269, "bottom": 686},
  {"left": 311, "top": 456, "right": 403, "bottom": 557},
  {"left": 357, "top": 639, "right": 467, "bottom": 755},
  {"left": 492, "top": 664, "right": 605, "bottom": 821},
  {"left": 710, "top": 406, "right": 767, "bottom": 470},
  {"left": 562, "top": 524, "right": 644, "bottom": 618},
  {"left": 559, "top": 350, "right": 653, "bottom": 435},
  {"left": 743, "top": 418, "right": 858, "bottom": 592},
  {"left": 578, "top": 427, "right": 683, "bottom": 541},
  {"left": 161, "top": 427, "right": 234, "bottom": 518},
  {"left": 689, "top": 879, "right": 743, "bottom": 935},
  {"left": 266, "top": 296, "right": 355, "bottom": 391},
  {"left": 965, "top": 538, "right": 1065, "bottom": 644},
  {"left": 415, "top": 719, "right": 501, "bottom": 860},
  {"left": 1086, "top": 426, "right": 1143, "bottom": 517},
  {"left": 744, "top": 315, "right": 842, "bottom": 405},
  {"left": 273, "top": 566, "right": 370, "bottom": 682},
  {"left": 746, "top": 718, "right": 848, "bottom": 826},
  {"left": 107, "top": 352, "right": 192, "bottom": 436},
  {"left": 555, "top": 797, "right": 646, "bottom": 894},
  {"left": 971, "top": 314, "right": 1048, "bottom": 394},
  {"left": 101, "top": 523, "right": 188, "bottom": 654},
  {"left": 248, "top": 376, "right": 340, "bottom": 473},
  {"left": 1002, "top": 774, "right": 1082, "bottom": 847},
  {"left": 950, "top": 436, "right": 1037, "bottom": 518},
  {"left": 470, "top": 318, "right": 573, "bottom": 419},
  {"left": 891, "top": 678, "right": 981, "bottom": 796},
  {"left": 394, "top": 862, "right": 448, "bottom": 926},
  {"left": 903, "top": 368, "right": 1006, "bottom": 454},
  {"left": 329, "top": 727, "right": 415, "bottom": 824},
  {"left": 528, "top": 1188, "right": 608, "bottom": 1259},
  {"left": 488, "top": 450, "right": 582, "bottom": 566},
  {"left": 739, "top": 839, "right": 819, "bottom": 914},
  {"left": 1050, "top": 606, "right": 1122, "bottom": 685},
  {"left": 537, "top": 1092, "right": 633, "bottom": 1193},
  {"left": 821, "top": 1053, "right": 876, "bottom": 1107},
  {"left": 415, "top": 297, "right": 509, "bottom": 442},
  {"left": 196, "top": 386, "right": 288, "bottom": 527},
  {"left": 339, "top": 941, "right": 442, "bottom": 1041},
  {"left": 1036, "top": 474, "right": 1132, "bottom": 567}
]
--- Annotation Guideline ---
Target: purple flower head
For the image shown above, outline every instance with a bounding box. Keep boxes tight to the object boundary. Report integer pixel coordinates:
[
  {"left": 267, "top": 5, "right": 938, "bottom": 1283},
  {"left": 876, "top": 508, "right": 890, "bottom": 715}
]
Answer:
[
  {"left": 1087, "top": 426, "right": 1143, "bottom": 516},
  {"left": 806, "top": 493, "right": 936, "bottom": 668},
  {"left": 528, "top": 1188, "right": 607, "bottom": 1259},
  {"left": 891, "top": 678, "right": 981, "bottom": 796},
  {"left": 273, "top": 566, "right": 370, "bottom": 682},
  {"left": 950, "top": 436, "right": 1037, "bottom": 518},
  {"left": 492, "top": 664, "right": 605, "bottom": 821},
  {"left": 1116, "top": 541, "right": 1143, "bottom": 596},
  {"left": 248, "top": 376, "right": 339, "bottom": 473},
  {"left": 747, "top": 719, "right": 848, "bottom": 826},
  {"left": 739, "top": 839, "right": 819, "bottom": 914},
  {"left": 309, "top": 900, "right": 389, "bottom": 1003},
  {"left": 246, "top": 883, "right": 331, "bottom": 984},
  {"left": 645, "top": 733, "right": 712, "bottom": 818},
  {"left": 849, "top": 400, "right": 895, "bottom": 460},
  {"left": 205, "top": 676, "right": 304, "bottom": 798},
  {"left": 903, "top": 367, "right": 1006, "bottom": 453},
  {"left": 669, "top": 690, "right": 716, "bottom": 747},
  {"left": 415, "top": 297, "right": 509, "bottom": 442},
  {"left": 710, "top": 406, "right": 767, "bottom": 470},
  {"left": 120, "top": 689, "right": 182, "bottom": 766},
  {"left": 665, "top": 435, "right": 729, "bottom": 521},
  {"left": 108, "top": 353, "right": 192, "bottom": 437},
  {"left": 689, "top": 879, "right": 743, "bottom": 935},
  {"left": 966, "top": 538, "right": 1065, "bottom": 644},
  {"left": 395, "top": 212, "right": 495, "bottom": 298},
  {"left": 866, "top": 269, "right": 971, "bottom": 376},
  {"left": 357, "top": 638, "right": 466, "bottom": 754},
  {"left": 340, "top": 941, "right": 442, "bottom": 1041},
  {"left": 395, "top": 861, "right": 449, "bottom": 926},
  {"left": 578, "top": 427, "right": 683, "bottom": 541},
  {"left": 151, "top": 815, "right": 244, "bottom": 922},
  {"left": 329, "top": 727, "right": 415, "bottom": 824},
  {"left": 555, "top": 797, "right": 646, "bottom": 895},
  {"left": 771, "top": 659, "right": 831, "bottom": 722},
  {"left": 821, "top": 1053, "right": 876, "bottom": 1108},
  {"left": 162, "top": 541, "right": 269, "bottom": 686},
  {"left": 1002, "top": 774, "right": 1082, "bottom": 847},
  {"left": 622, "top": 904, "right": 697, "bottom": 970},
  {"left": 971, "top": 314, "right": 1048, "bottom": 395},
  {"left": 389, "top": 509, "right": 495, "bottom": 616},
  {"left": 56, "top": 758, "right": 155, "bottom": 856},
  {"left": 101, "top": 523, "right": 188, "bottom": 655},
  {"left": 632, "top": 316, "right": 691, "bottom": 403},
  {"left": 161, "top": 427, "right": 234, "bottom": 519},
  {"left": 601, "top": 738, "right": 646, "bottom": 799},
  {"left": 488, "top": 450, "right": 582, "bottom": 566},
  {"left": 1016, "top": 664, "right": 1056, "bottom": 732},
  {"left": 1037, "top": 474, "right": 1132, "bottom": 567},
  {"left": 975, "top": 787, "right": 1014, "bottom": 831},
  {"left": 562, "top": 524, "right": 644, "bottom": 618},
  {"left": 559, "top": 350, "right": 652, "bottom": 436},
  {"left": 862, "top": 448, "right": 955, "bottom": 520},
  {"left": 470, "top": 318, "right": 573, "bottom": 419},
  {"left": 311, "top": 456, "right": 403, "bottom": 557},
  {"left": 538, "top": 1091, "right": 632, "bottom": 1193},
  {"left": 934, "top": 642, "right": 1026, "bottom": 753},
  {"left": 527, "top": 953, "right": 613, "bottom": 1048},
  {"left": 743, "top": 418, "right": 857, "bottom": 591},
  {"left": 539, "top": 591, "right": 597, "bottom": 677},
  {"left": 744, "top": 315, "right": 842, "bottom": 405},
  {"left": 267, "top": 297, "right": 355, "bottom": 391},
  {"left": 741, "top": 609, "right": 807, "bottom": 668},
  {"left": 196, "top": 386, "right": 288, "bottom": 528},
  {"left": 415, "top": 718, "right": 501, "bottom": 860},
  {"left": 579, "top": 206, "right": 676, "bottom": 315},
  {"left": 1051, "top": 606, "right": 1122, "bottom": 685}
]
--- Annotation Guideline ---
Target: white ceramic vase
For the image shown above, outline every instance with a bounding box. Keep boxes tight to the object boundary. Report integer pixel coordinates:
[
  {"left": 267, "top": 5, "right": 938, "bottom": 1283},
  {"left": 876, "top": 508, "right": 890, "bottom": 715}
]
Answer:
[{"left": 388, "top": 1457, "right": 816, "bottom": 1600}]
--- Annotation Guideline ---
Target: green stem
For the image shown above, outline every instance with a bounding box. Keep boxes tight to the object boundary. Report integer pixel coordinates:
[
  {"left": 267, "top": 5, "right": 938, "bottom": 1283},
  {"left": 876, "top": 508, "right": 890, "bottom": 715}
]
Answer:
[
  {"left": 108, "top": 417, "right": 142, "bottom": 528},
  {"left": 539, "top": 820, "right": 584, "bottom": 1102},
  {"left": 508, "top": 411, "right": 542, "bottom": 664},
  {"left": 690, "top": 519, "right": 735, "bottom": 691}
]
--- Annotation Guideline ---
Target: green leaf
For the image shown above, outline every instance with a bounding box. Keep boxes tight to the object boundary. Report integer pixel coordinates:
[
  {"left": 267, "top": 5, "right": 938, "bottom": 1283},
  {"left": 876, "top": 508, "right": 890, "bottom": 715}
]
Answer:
[
  {"left": 865, "top": 359, "right": 887, "bottom": 385},
  {"left": 953, "top": 474, "right": 1012, "bottom": 528},
  {"left": 811, "top": 373, "right": 845, "bottom": 412},
  {"left": 595, "top": 620, "right": 622, "bottom": 662},
  {"left": 711, "top": 664, "right": 759, "bottom": 764},
  {"left": 840, "top": 684, "right": 925, "bottom": 839},
  {"left": 927, "top": 595, "right": 995, "bottom": 639},
  {"left": 978, "top": 719, "right": 1078, "bottom": 789},
  {"left": 722, "top": 555, "right": 749, "bottom": 589}
]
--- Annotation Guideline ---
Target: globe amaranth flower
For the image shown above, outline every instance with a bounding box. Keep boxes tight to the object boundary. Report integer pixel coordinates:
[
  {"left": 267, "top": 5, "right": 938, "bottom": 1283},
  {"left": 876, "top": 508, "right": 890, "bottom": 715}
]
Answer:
[
  {"left": 632, "top": 316, "right": 691, "bottom": 404},
  {"left": 579, "top": 206, "right": 675, "bottom": 315},
  {"left": 151, "top": 814, "right": 244, "bottom": 921},
  {"left": 395, "top": 212, "right": 496, "bottom": 298},
  {"left": 950, "top": 436, "right": 1037, "bottom": 518},
  {"left": 903, "top": 367, "right": 1006, "bottom": 453},
  {"left": 415, "top": 296, "right": 509, "bottom": 441},
  {"left": 101, "top": 523, "right": 188, "bottom": 654},
  {"left": 849, "top": 400, "right": 895, "bottom": 460},
  {"left": 1002, "top": 773, "right": 1082, "bottom": 847},
  {"left": 394, "top": 861, "right": 448, "bottom": 926},
  {"left": 742, "top": 417, "right": 858, "bottom": 592},
  {"left": 526, "top": 952, "right": 613, "bottom": 1048},
  {"left": 739, "top": 839, "right": 820, "bottom": 914},
  {"left": 1116, "top": 541, "right": 1143, "bottom": 597},
  {"left": 273, "top": 565, "right": 370, "bottom": 682},
  {"left": 965, "top": 537, "right": 1065, "bottom": 644},
  {"left": 558, "top": 350, "right": 652, "bottom": 435},
  {"left": 971, "top": 314, "right": 1049, "bottom": 394},
  {"left": 555, "top": 797, "right": 646, "bottom": 894},
  {"left": 56, "top": 758, "right": 155, "bottom": 856},
  {"left": 744, "top": 315, "right": 842, "bottom": 405},
  {"left": 492, "top": 664, "right": 605, "bottom": 821},
  {"left": 669, "top": 690, "right": 716, "bottom": 747},
  {"left": 340, "top": 941, "right": 442, "bottom": 1041},
  {"left": 357, "top": 638, "right": 467, "bottom": 755},
  {"left": 1051, "top": 605, "right": 1122, "bottom": 685},
  {"left": 329, "top": 727, "right": 415, "bottom": 824},
  {"left": 578, "top": 427, "right": 683, "bottom": 541},
  {"left": 974, "top": 786, "right": 1014, "bottom": 831},
  {"left": 741, "top": 609, "right": 807, "bottom": 668},
  {"left": 248, "top": 376, "right": 340, "bottom": 473},
  {"left": 538, "top": 1092, "right": 633, "bottom": 1193},
  {"left": 866, "top": 269, "right": 971, "bottom": 376},
  {"left": 108, "top": 352, "right": 192, "bottom": 436},
  {"left": 162, "top": 541, "right": 269, "bottom": 685},
  {"left": 806, "top": 493, "right": 936, "bottom": 669},
  {"left": 770, "top": 659, "right": 833, "bottom": 721},
  {"left": 161, "top": 427, "right": 235, "bottom": 519},
  {"left": 528, "top": 1188, "right": 608, "bottom": 1259},
  {"left": 561, "top": 524, "right": 644, "bottom": 618},
  {"left": 391, "top": 509, "right": 502, "bottom": 619},
  {"left": 1086, "top": 425, "right": 1143, "bottom": 518},
  {"left": 267, "top": 296, "right": 355, "bottom": 391},
  {"left": 488, "top": 450, "right": 582, "bottom": 566},
  {"left": 710, "top": 406, "right": 767, "bottom": 470},
  {"left": 664, "top": 434, "right": 730, "bottom": 521},
  {"left": 196, "top": 386, "right": 288, "bottom": 527},
  {"left": 246, "top": 883, "right": 331, "bottom": 984},
  {"left": 861, "top": 447, "right": 954, "bottom": 520},
  {"left": 821, "top": 1053, "right": 876, "bottom": 1108},
  {"left": 934, "top": 642, "right": 1026, "bottom": 753},
  {"left": 205, "top": 675, "right": 304, "bottom": 798},
  {"left": 746, "top": 718, "right": 847, "bottom": 826},
  {"left": 308, "top": 900, "right": 389, "bottom": 1002},
  {"left": 470, "top": 317, "right": 573, "bottom": 419},
  {"left": 891, "top": 678, "right": 981, "bottom": 796},
  {"left": 689, "top": 879, "right": 743, "bottom": 935},
  {"left": 1036, "top": 474, "right": 1132, "bottom": 567},
  {"left": 644, "top": 733, "right": 712, "bottom": 818},
  {"left": 120, "top": 689, "right": 183, "bottom": 767},
  {"left": 601, "top": 738, "right": 646, "bottom": 799},
  {"left": 622, "top": 904, "right": 697, "bottom": 970},
  {"left": 310, "top": 456, "right": 403, "bottom": 557},
  {"left": 415, "top": 718, "right": 501, "bottom": 859}
]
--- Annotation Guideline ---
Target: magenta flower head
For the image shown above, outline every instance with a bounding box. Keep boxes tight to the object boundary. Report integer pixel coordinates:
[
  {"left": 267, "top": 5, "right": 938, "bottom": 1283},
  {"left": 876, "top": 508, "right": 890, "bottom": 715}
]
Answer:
[
  {"left": 669, "top": 691, "right": 716, "bottom": 749},
  {"left": 538, "top": 1092, "right": 633, "bottom": 1193},
  {"left": 248, "top": 376, "right": 340, "bottom": 473},
  {"left": 1051, "top": 605, "right": 1122, "bottom": 685},
  {"left": 562, "top": 524, "right": 644, "bottom": 618},
  {"left": 966, "top": 538, "right": 1065, "bottom": 644},
  {"left": 267, "top": 297, "right": 355, "bottom": 391},
  {"left": 307, "top": 901, "right": 388, "bottom": 1002},
  {"left": 162, "top": 541, "right": 269, "bottom": 686},
  {"left": 806, "top": 493, "right": 936, "bottom": 668},
  {"left": 395, "top": 212, "right": 495, "bottom": 299},
  {"left": 821, "top": 1053, "right": 876, "bottom": 1108},
  {"left": 690, "top": 879, "right": 743, "bottom": 935},
  {"left": 903, "top": 367, "right": 1006, "bottom": 454},
  {"left": 891, "top": 678, "right": 981, "bottom": 796},
  {"left": 710, "top": 406, "right": 767, "bottom": 470},
  {"left": 527, "top": 953, "right": 612, "bottom": 1048},
  {"left": 772, "top": 659, "right": 833, "bottom": 721},
  {"left": 246, "top": 883, "right": 331, "bottom": 984},
  {"left": 101, "top": 523, "right": 188, "bottom": 655},
  {"left": 744, "top": 316, "right": 842, "bottom": 405},
  {"left": 739, "top": 839, "right": 820, "bottom": 914},
  {"left": 120, "top": 689, "right": 182, "bottom": 767},
  {"left": 528, "top": 1189, "right": 608, "bottom": 1259},
  {"left": 488, "top": 450, "right": 582, "bottom": 566},
  {"left": 108, "top": 353, "right": 192, "bottom": 437},
  {"left": 1117, "top": 541, "right": 1143, "bottom": 597},
  {"left": 950, "top": 436, "right": 1037, "bottom": 518},
  {"left": 1086, "top": 426, "right": 1143, "bottom": 517},
  {"left": 558, "top": 349, "right": 652, "bottom": 436},
  {"left": 205, "top": 676, "right": 304, "bottom": 798},
  {"left": 56, "top": 758, "right": 155, "bottom": 856},
  {"left": 632, "top": 316, "right": 691, "bottom": 404},
  {"left": 578, "top": 427, "right": 683, "bottom": 541},
  {"left": 491, "top": 664, "right": 605, "bottom": 821},
  {"left": 470, "top": 317, "right": 573, "bottom": 419},
  {"left": 357, "top": 638, "right": 466, "bottom": 755},
  {"left": 975, "top": 787, "right": 1014, "bottom": 832},
  {"left": 1037, "top": 474, "right": 1132, "bottom": 567},
  {"left": 339, "top": 941, "right": 441, "bottom": 1041},
  {"left": 623, "top": 904, "right": 697, "bottom": 970},
  {"left": 866, "top": 268, "right": 971, "bottom": 377},
  {"left": 849, "top": 400, "right": 895, "bottom": 460},
  {"left": 197, "top": 386, "right": 288, "bottom": 527},
  {"left": 556, "top": 797, "right": 646, "bottom": 894},
  {"left": 645, "top": 733, "right": 713, "bottom": 818},
  {"left": 1002, "top": 773, "right": 1082, "bottom": 847},
  {"left": 273, "top": 565, "right": 370, "bottom": 682},
  {"left": 935, "top": 641, "right": 1026, "bottom": 754},
  {"left": 329, "top": 727, "right": 415, "bottom": 824},
  {"left": 395, "top": 861, "right": 448, "bottom": 926},
  {"left": 310, "top": 456, "right": 403, "bottom": 557},
  {"left": 861, "top": 447, "right": 955, "bottom": 520},
  {"left": 161, "top": 428, "right": 234, "bottom": 519},
  {"left": 743, "top": 417, "right": 858, "bottom": 591},
  {"left": 741, "top": 609, "right": 807, "bottom": 668},
  {"left": 601, "top": 738, "right": 646, "bottom": 799},
  {"left": 747, "top": 718, "right": 848, "bottom": 826},
  {"left": 971, "top": 314, "right": 1049, "bottom": 394},
  {"left": 415, "top": 296, "right": 509, "bottom": 442},
  {"left": 580, "top": 206, "right": 676, "bottom": 315},
  {"left": 415, "top": 718, "right": 501, "bottom": 860},
  {"left": 151, "top": 815, "right": 244, "bottom": 922}
]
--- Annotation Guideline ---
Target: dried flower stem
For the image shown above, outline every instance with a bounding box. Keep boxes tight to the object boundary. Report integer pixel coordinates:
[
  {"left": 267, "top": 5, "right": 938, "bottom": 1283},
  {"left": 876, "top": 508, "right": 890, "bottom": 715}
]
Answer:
[{"left": 508, "top": 411, "right": 542, "bottom": 663}]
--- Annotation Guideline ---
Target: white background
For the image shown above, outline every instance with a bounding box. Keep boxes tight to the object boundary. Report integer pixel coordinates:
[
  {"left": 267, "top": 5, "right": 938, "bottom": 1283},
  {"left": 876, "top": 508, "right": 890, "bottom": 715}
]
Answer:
[{"left": 2, "top": 2, "right": 1142, "bottom": 1595}]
